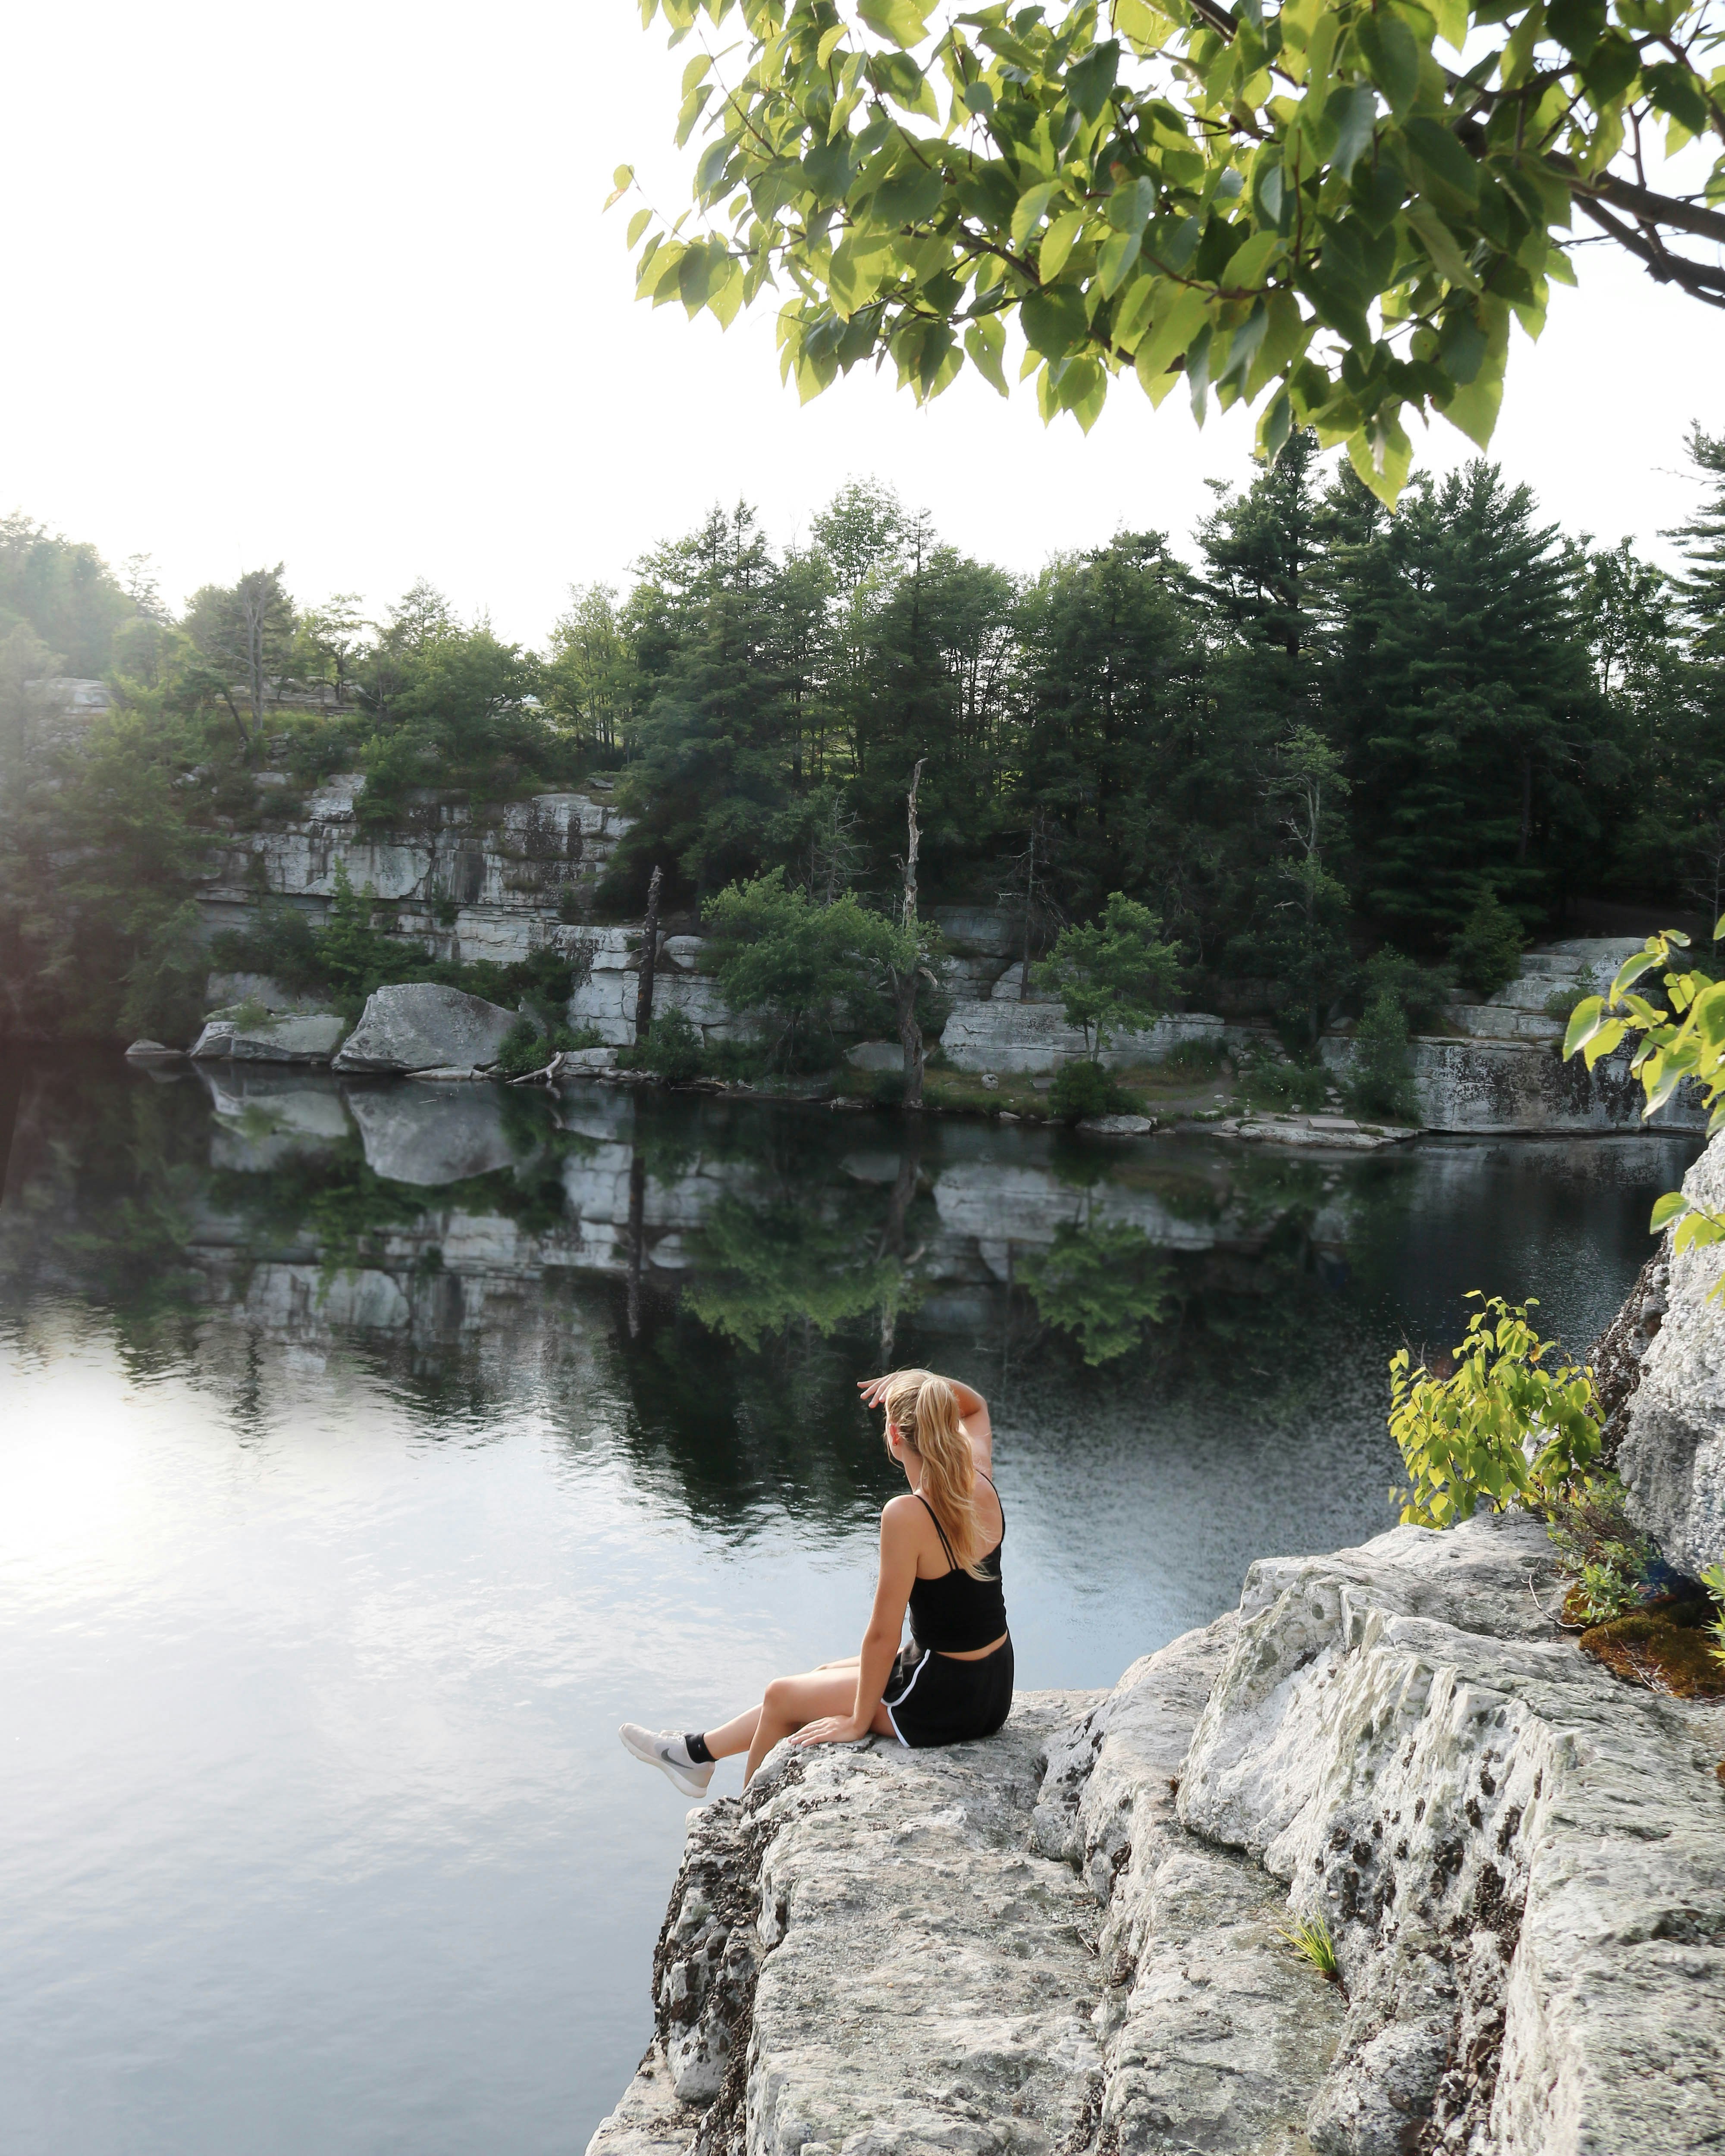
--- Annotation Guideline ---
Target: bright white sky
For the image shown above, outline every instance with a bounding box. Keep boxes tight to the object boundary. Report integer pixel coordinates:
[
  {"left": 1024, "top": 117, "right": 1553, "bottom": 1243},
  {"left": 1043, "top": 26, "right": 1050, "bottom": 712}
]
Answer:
[{"left": 6, "top": 1, "right": 1722, "bottom": 646}]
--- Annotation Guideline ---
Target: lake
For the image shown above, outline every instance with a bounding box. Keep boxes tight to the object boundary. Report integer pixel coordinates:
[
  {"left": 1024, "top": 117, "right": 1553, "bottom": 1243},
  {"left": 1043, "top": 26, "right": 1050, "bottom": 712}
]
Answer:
[{"left": 0, "top": 1057, "right": 1694, "bottom": 2155}]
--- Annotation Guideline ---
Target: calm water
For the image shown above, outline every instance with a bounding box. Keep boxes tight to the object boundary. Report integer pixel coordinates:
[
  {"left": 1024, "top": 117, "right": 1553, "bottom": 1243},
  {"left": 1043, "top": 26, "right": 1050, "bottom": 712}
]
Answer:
[{"left": 0, "top": 1059, "right": 1695, "bottom": 2155}]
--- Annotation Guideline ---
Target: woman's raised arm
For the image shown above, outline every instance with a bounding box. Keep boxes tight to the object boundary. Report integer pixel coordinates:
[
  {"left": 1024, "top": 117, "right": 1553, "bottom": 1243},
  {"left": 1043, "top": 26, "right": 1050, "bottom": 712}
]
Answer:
[{"left": 944, "top": 1377, "right": 993, "bottom": 1476}]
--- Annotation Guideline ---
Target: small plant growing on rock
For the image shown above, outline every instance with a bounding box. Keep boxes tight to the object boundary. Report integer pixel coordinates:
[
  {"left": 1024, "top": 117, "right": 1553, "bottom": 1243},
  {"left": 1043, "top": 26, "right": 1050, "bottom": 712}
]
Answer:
[
  {"left": 1389, "top": 1296, "right": 1602, "bottom": 1529},
  {"left": 1280, "top": 1913, "right": 1340, "bottom": 1982},
  {"left": 1703, "top": 1563, "right": 1725, "bottom": 1674},
  {"left": 1543, "top": 1480, "right": 1654, "bottom": 1624}
]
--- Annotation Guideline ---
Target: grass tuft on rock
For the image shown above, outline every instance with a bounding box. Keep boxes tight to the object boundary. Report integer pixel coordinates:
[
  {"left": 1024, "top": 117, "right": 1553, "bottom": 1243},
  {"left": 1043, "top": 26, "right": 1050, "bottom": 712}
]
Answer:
[{"left": 1280, "top": 1913, "right": 1341, "bottom": 1982}]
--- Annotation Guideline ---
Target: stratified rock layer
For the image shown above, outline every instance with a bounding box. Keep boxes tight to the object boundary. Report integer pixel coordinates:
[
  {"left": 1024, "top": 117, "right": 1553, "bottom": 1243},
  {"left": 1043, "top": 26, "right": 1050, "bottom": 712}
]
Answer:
[
  {"left": 589, "top": 1515, "right": 1725, "bottom": 2156},
  {"left": 1620, "top": 1135, "right": 1725, "bottom": 1576}
]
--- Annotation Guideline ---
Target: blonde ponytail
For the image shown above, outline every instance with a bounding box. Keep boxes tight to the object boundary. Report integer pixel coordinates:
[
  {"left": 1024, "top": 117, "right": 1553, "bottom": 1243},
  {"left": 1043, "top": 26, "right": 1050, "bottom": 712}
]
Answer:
[{"left": 881, "top": 1369, "right": 990, "bottom": 1578}]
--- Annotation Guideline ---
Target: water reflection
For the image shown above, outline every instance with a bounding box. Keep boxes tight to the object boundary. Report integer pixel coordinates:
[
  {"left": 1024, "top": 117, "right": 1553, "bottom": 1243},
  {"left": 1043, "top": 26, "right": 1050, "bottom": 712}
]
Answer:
[{"left": 2, "top": 1058, "right": 1698, "bottom": 1532}]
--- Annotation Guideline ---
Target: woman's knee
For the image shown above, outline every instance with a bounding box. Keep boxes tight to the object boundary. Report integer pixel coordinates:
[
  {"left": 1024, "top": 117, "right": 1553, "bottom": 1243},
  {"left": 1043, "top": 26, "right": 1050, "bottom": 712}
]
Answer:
[{"left": 762, "top": 1675, "right": 794, "bottom": 1717}]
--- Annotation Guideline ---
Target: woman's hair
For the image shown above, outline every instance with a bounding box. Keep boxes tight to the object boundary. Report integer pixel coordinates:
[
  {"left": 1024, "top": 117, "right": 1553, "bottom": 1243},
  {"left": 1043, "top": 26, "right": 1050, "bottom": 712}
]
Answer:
[{"left": 881, "top": 1369, "right": 989, "bottom": 1577}]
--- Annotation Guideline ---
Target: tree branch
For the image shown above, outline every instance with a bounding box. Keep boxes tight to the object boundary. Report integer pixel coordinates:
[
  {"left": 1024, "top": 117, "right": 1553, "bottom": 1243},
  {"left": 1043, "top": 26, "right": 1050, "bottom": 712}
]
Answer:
[{"left": 1576, "top": 195, "right": 1725, "bottom": 307}]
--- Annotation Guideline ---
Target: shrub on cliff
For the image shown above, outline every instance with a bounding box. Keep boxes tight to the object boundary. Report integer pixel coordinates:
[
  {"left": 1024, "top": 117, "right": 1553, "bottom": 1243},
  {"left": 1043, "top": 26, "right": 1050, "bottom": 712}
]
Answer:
[
  {"left": 1450, "top": 895, "right": 1526, "bottom": 1000},
  {"left": 1389, "top": 1297, "right": 1602, "bottom": 1529},
  {"left": 1033, "top": 895, "right": 1182, "bottom": 1064}
]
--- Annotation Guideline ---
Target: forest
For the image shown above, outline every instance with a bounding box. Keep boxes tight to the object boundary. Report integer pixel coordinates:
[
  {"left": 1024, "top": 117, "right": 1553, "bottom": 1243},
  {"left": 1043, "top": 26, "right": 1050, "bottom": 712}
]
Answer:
[{"left": 1, "top": 425, "right": 1722, "bottom": 1049}]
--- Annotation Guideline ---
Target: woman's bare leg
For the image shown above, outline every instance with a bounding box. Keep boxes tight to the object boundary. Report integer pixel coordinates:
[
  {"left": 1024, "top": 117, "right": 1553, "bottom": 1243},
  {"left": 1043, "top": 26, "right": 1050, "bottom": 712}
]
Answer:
[
  {"left": 744, "top": 1668, "right": 864, "bottom": 1782},
  {"left": 699, "top": 1658, "right": 862, "bottom": 1762},
  {"left": 700, "top": 1702, "right": 763, "bottom": 1761}
]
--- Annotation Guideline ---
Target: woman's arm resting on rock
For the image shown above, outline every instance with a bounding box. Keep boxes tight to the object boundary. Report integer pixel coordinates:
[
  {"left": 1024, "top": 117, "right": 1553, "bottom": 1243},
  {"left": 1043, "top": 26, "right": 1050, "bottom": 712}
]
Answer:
[{"left": 793, "top": 1503, "right": 917, "bottom": 1749}]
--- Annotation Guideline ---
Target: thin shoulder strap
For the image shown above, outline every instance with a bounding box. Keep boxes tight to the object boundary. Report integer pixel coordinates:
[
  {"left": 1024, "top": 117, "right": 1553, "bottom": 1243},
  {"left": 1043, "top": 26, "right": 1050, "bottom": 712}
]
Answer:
[
  {"left": 979, "top": 1469, "right": 1005, "bottom": 1529},
  {"left": 916, "top": 1492, "right": 959, "bottom": 1570}
]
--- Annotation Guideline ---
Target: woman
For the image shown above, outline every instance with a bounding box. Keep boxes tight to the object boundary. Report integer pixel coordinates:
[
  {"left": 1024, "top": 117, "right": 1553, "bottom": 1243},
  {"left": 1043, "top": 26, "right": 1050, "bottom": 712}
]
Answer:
[{"left": 620, "top": 1369, "right": 1011, "bottom": 1794}]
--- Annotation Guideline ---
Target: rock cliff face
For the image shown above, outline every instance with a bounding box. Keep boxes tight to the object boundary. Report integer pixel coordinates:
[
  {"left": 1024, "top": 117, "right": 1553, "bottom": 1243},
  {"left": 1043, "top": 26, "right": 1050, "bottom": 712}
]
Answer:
[
  {"left": 195, "top": 775, "right": 631, "bottom": 967},
  {"left": 589, "top": 1515, "right": 1725, "bottom": 2156},
  {"left": 1620, "top": 1137, "right": 1725, "bottom": 1576}
]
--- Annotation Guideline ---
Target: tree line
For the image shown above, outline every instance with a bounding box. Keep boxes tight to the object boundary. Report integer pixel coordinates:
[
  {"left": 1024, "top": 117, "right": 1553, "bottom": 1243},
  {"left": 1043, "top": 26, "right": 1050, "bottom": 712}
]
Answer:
[{"left": 1, "top": 426, "right": 1722, "bottom": 1049}]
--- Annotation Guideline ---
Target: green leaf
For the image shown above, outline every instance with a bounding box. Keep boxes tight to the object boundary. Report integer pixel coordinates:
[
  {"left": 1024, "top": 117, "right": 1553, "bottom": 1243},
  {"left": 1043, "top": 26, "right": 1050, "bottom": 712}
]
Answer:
[
  {"left": 1642, "top": 60, "right": 1711, "bottom": 134},
  {"left": 817, "top": 23, "right": 847, "bottom": 66},
  {"left": 1066, "top": 39, "right": 1121, "bottom": 122},
  {"left": 627, "top": 206, "right": 654, "bottom": 248},
  {"left": 1133, "top": 284, "right": 1210, "bottom": 390},
  {"left": 964, "top": 315, "right": 1009, "bottom": 395},
  {"left": 1355, "top": 13, "right": 1421, "bottom": 118},
  {"left": 1011, "top": 182, "right": 1057, "bottom": 247},
  {"left": 856, "top": 0, "right": 932, "bottom": 47},
  {"left": 1221, "top": 227, "right": 1283, "bottom": 288},
  {"left": 1021, "top": 284, "right": 1091, "bottom": 359},
  {"left": 1546, "top": 0, "right": 1606, "bottom": 56},
  {"left": 1650, "top": 1190, "right": 1693, "bottom": 1231},
  {"left": 1326, "top": 84, "right": 1378, "bottom": 179},
  {"left": 1039, "top": 210, "right": 1087, "bottom": 281},
  {"left": 1098, "top": 226, "right": 1144, "bottom": 295},
  {"left": 1564, "top": 994, "right": 1606, "bottom": 1058},
  {"left": 1402, "top": 117, "right": 1480, "bottom": 206}
]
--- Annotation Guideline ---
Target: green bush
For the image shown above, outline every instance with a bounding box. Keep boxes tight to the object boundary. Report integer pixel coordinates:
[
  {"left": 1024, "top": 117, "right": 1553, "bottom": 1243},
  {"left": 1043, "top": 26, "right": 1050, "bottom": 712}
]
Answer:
[
  {"left": 1543, "top": 984, "right": 1586, "bottom": 1022},
  {"left": 1362, "top": 947, "right": 1455, "bottom": 1032},
  {"left": 1388, "top": 1296, "right": 1602, "bottom": 1529},
  {"left": 493, "top": 1015, "right": 552, "bottom": 1078},
  {"left": 1346, "top": 991, "right": 1418, "bottom": 1124},
  {"left": 869, "top": 1067, "right": 908, "bottom": 1107},
  {"left": 1239, "top": 1044, "right": 1330, "bottom": 1112},
  {"left": 1702, "top": 1562, "right": 1725, "bottom": 1674},
  {"left": 641, "top": 1006, "right": 704, "bottom": 1083},
  {"left": 1450, "top": 894, "right": 1526, "bottom": 999},
  {"left": 1050, "top": 1059, "right": 1133, "bottom": 1121}
]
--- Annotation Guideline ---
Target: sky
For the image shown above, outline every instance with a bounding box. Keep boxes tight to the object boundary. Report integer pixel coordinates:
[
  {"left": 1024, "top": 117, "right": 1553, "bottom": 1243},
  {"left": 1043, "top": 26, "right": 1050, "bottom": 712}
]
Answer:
[{"left": 6, "top": 0, "right": 1723, "bottom": 646}]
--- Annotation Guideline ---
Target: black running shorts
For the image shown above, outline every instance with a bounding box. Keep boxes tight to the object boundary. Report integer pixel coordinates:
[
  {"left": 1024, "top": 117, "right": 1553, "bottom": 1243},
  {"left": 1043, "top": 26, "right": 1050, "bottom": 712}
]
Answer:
[{"left": 881, "top": 1636, "right": 1014, "bottom": 1749}]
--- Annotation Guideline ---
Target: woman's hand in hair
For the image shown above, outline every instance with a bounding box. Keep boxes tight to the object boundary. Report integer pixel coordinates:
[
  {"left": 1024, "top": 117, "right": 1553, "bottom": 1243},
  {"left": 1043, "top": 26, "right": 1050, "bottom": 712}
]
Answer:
[
  {"left": 791, "top": 1714, "right": 871, "bottom": 1750},
  {"left": 856, "top": 1375, "right": 894, "bottom": 1411}
]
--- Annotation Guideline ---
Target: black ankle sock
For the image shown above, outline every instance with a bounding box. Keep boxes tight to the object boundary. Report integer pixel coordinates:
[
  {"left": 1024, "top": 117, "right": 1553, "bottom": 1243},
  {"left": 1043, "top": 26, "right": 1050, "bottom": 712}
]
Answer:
[{"left": 684, "top": 1730, "right": 714, "bottom": 1764}]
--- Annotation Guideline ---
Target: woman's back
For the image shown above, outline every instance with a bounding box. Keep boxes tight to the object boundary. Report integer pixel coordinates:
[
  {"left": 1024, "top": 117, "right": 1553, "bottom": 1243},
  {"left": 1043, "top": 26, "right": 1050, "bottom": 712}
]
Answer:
[{"left": 903, "top": 1474, "right": 1007, "bottom": 1654}]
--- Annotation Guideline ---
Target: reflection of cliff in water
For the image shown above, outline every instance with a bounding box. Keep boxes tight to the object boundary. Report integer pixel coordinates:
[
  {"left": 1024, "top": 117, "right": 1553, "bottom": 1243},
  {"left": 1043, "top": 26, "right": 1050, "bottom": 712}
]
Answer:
[{"left": 0, "top": 1060, "right": 1700, "bottom": 1536}]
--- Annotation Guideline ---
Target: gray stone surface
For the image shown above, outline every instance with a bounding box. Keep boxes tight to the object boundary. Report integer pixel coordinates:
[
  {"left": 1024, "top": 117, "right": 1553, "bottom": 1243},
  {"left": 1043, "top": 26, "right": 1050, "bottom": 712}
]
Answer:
[
  {"left": 1076, "top": 1113, "right": 1157, "bottom": 1136},
  {"left": 332, "top": 983, "right": 518, "bottom": 1073},
  {"left": 189, "top": 1011, "right": 347, "bottom": 1064},
  {"left": 345, "top": 1085, "right": 524, "bottom": 1186},
  {"left": 594, "top": 1516, "right": 1725, "bottom": 2156},
  {"left": 196, "top": 785, "right": 632, "bottom": 968},
  {"left": 1620, "top": 1128, "right": 1725, "bottom": 1574}
]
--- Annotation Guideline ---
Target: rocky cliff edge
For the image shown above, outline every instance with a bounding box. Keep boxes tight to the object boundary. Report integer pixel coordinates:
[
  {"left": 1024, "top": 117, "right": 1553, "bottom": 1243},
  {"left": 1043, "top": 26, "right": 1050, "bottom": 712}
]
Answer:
[{"left": 589, "top": 1514, "right": 1725, "bottom": 2156}]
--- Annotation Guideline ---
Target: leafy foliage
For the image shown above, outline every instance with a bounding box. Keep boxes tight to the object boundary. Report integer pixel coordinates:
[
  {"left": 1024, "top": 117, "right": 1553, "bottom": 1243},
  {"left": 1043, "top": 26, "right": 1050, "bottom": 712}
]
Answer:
[
  {"left": 1034, "top": 890, "right": 1182, "bottom": 1058},
  {"left": 1388, "top": 1295, "right": 1602, "bottom": 1527},
  {"left": 1449, "top": 890, "right": 1526, "bottom": 997},
  {"left": 1049, "top": 1057, "right": 1135, "bottom": 1119},
  {"left": 1544, "top": 1479, "right": 1655, "bottom": 1623},
  {"left": 621, "top": 0, "right": 1725, "bottom": 505},
  {"left": 1346, "top": 989, "right": 1418, "bottom": 1122},
  {"left": 642, "top": 1005, "right": 707, "bottom": 1082},
  {"left": 1566, "top": 924, "right": 1725, "bottom": 1255}
]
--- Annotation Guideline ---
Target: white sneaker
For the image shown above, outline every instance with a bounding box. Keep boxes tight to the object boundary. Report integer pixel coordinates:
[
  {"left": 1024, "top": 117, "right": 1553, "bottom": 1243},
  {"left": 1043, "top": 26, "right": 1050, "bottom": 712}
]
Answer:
[{"left": 619, "top": 1723, "right": 715, "bottom": 1799}]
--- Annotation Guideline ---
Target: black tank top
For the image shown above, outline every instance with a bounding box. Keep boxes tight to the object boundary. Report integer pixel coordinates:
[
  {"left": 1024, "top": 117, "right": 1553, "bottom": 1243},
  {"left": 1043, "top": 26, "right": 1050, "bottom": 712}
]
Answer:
[{"left": 906, "top": 1476, "right": 1007, "bottom": 1654}]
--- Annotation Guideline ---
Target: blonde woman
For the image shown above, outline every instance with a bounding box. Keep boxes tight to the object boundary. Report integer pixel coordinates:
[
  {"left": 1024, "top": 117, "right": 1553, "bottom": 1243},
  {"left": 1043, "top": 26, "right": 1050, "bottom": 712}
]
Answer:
[{"left": 620, "top": 1369, "right": 1010, "bottom": 1793}]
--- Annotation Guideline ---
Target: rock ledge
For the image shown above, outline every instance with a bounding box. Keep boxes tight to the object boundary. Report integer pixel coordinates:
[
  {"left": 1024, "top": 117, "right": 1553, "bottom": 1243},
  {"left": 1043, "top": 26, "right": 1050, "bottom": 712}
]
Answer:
[{"left": 590, "top": 1515, "right": 1725, "bottom": 2156}]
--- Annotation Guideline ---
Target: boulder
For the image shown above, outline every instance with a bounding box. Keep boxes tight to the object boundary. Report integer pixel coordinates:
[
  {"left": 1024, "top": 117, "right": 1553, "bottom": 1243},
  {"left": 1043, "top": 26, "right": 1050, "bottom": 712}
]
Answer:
[
  {"left": 592, "top": 1514, "right": 1725, "bottom": 2156},
  {"left": 332, "top": 983, "right": 518, "bottom": 1074},
  {"left": 189, "top": 1011, "right": 347, "bottom": 1064},
  {"left": 1077, "top": 1112, "right": 1157, "bottom": 1136},
  {"left": 1618, "top": 1126, "right": 1725, "bottom": 1574},
  {"left": 123, "top": 1039, "right": 181, "bottom": 1061}
]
